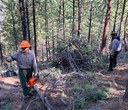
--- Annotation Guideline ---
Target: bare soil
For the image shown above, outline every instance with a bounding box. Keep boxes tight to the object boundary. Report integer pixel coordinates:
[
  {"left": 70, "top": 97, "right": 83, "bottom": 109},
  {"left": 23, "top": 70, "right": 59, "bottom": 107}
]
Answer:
[{"left": 0, "top": 75, "right": 73, "bottom": 110}]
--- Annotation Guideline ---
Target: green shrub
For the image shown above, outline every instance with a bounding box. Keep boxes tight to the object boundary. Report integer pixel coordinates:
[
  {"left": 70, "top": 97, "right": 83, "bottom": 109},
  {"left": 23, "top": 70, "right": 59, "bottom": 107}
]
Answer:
[
  {"left": 41, "top": 71, "right": 48, "bottom": 77},
  {"left": 56, "top": 42, "right": 67, "bottom": 52},
  {"left": 75, "top": 98, "right": 85, "bottom": 109},
  {"left": 71, "top": 81, "right": 84, "bottom": 92},
  {"left": 84, "top": 84, "right": 107, "bottom": 101},
  {"left": 1, "top": 103, "right": 13, "bottom": 110},
  {"left": 80, "top": 43, "right": 92, "bottom": 59},
  {"left": 84, "top": 84, "right": 95, "bottom": 91},
  {"left": 50, "top": 67, "right": 60, "bottom": 78},
  {"left": 71, "top": 81, "right": 107, "bottom": 102},
  {"left": 85, "top": 90, "right": 107, "bottom": 101},
  {"left": 93, "top": 54, "right": 109, "bottom": 67}
]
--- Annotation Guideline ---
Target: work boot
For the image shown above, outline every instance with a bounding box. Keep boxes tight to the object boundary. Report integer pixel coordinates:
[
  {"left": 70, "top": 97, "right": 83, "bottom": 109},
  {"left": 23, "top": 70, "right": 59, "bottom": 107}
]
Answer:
[
  {"left": 108, "top": 68, "right": 113, "bottom": 72},
  {"left": 23, "top": 95, "right": 31, "bottom": 103},
  {"left": 24, "top": 95, "right": 31, "bottom": 99},
  {"left": 113, "top": 64, "right": 117, "bottom": 68}
]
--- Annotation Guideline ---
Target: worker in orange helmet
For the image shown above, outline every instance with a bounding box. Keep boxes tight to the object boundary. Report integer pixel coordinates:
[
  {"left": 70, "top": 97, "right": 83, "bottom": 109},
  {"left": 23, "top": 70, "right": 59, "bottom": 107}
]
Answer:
[{"left": 7, "top": 40, "right": 39, "bottom": 98}]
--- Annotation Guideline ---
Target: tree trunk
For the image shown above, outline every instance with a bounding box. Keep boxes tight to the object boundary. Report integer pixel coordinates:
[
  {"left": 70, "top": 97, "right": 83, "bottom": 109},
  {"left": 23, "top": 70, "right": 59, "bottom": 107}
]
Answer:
[
  {"left": 52, "top": 19, "right": 55, "bottom": 62},
  {"left": 100, "top": 0, "right": 112, "bottom": 53},
  {"left": 112, "top": 0, "right": 119, "bottom": 32},
  {"left": 45, "top": 0, "right": 48, "bottom": 61},
  {"left": 123, "top": 13, "right": 128, "bottom": 51},
  {"left": 118, "top": 0, "right": 126, "bottom": 36},
  {"left": 88, "top": 1, "right": 92, "bottom": 43},
  {"left": 26, "top": 0, "right": 31, "bottom": 43},
  {"left": 41, "top": 44, "right": 44, "bottom": 62},
  {"left": 57, "top": 0, "right": 62, "bottom": 45},
  {"left": 44, "top": 0, "right": 51, "bottom": 61},
  {"left": 19, "top": 0, "right": 27, "bottom": 40},
  {"left": 0, "top": 37, "right": 3, "bottom": 64},
  {"left": 47, "top": 37, "right": 51, "bottom": 61},
  {"left": 72, "top": 0, "right": 75, "bottom": 36},
  {"left": 62, "top": 0, "right": 65, "bottom": 41},
  {"left": 97, "top": 1, "right": 106, "bottom": 45},
  {"left": 11, "top": 2, "right": 18, "bottom": 51},
  {"left": 32, "top": 0, "right": 37, "bottom": 57},
  {"left": 77, "top": 0, "right": 82, "bottom": 38}
]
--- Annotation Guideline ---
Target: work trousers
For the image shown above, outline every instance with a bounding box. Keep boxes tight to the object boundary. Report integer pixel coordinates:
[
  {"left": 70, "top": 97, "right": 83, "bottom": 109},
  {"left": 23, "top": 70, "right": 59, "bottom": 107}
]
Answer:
[
  {"left": 109, "top": 51, "right": 120, "bottom": 71},
  {"left": 19, "top": 68, "right": 33, "bottom": 96}
]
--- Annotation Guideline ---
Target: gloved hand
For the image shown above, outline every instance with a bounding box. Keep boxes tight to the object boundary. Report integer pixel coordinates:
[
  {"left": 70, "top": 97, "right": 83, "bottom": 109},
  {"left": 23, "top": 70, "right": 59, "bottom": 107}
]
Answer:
[
  {"left": 34, "top": 73, "right": 40, "bottom": 80},
  {"left": 6, "top": 56, "right": 12, "bottom": 62}
]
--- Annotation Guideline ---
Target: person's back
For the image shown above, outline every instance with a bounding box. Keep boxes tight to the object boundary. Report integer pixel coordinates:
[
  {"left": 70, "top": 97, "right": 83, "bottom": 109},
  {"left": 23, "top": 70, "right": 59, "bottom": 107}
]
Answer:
[{"left": 111, "top": 37, "right": 121, "bottom": 55}]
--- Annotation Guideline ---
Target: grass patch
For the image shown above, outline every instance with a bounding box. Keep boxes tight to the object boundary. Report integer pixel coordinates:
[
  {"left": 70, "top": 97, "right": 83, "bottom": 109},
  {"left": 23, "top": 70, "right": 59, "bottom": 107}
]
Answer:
[
  {"left": 67, "top": 74, "right": 108, "bottom": 109},
  {"left": 85, "top": 89, "right": 107, "bottom": 101},
  {"left": 75, "top": 98, "right": 85, "bottom": 109}
]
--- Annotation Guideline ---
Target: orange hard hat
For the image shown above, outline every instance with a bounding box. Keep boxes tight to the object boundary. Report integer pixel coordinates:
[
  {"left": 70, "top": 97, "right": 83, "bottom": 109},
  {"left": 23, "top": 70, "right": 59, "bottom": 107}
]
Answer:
[{"left": 20, "top": 40, "right": 30, "bottom": 48}]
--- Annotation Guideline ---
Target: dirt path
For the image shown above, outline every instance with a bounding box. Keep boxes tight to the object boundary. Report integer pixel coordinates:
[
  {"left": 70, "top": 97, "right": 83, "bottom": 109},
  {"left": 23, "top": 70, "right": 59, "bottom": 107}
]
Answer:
[{"left": 0, "top": 77, "right": 23, "bottom": 110}]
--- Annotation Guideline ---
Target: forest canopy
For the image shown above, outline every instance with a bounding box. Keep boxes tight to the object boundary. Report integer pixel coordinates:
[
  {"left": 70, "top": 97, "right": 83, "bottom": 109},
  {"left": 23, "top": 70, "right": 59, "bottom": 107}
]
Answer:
[{"left": 0, "top": 0, "right": 127, "bottom": 63}]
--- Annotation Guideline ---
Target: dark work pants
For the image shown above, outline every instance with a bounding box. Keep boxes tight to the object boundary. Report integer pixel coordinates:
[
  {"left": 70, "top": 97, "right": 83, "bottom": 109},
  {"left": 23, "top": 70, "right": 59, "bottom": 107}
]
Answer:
[
  {"left": 19, "top": 68, "right": 33, "bottom": 96},
  {"left": 109, "top": 51, "right": 120, "bottom": 71}
]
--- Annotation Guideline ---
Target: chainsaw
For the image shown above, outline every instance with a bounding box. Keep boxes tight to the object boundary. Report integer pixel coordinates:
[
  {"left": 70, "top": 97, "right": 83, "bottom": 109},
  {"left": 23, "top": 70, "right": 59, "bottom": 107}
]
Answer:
[
  {"left": 27, "top": 73, "right": 49, "bottom": 87},
  {"left": 27, "top": 74, "right": 55, "bottom": 110},
  {"left": 27, "top": 77, "right": 39, "bottom": 88}
]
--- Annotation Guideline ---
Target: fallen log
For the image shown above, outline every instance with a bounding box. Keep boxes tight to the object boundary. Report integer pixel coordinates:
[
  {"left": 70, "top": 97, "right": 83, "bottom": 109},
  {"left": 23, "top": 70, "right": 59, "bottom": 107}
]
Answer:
[
  {"left": 26, "top": 77, "right": 55, "bottom": 110},
  {"left": 33, "top": 84, "right": 55, "bottom": 110}
]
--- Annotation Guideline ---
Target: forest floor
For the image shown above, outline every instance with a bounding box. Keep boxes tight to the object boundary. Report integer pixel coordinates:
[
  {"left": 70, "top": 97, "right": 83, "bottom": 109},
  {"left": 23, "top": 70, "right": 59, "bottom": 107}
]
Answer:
[{"left": 1, "top": 51, "right": 128, "bottom": 110}]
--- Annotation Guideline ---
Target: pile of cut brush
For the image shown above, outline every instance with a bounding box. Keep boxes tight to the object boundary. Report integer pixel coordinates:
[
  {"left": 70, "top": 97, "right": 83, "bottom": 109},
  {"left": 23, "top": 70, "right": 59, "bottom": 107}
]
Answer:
[{"left": 53, "top": 37, "right": 92, "bottom": 72}]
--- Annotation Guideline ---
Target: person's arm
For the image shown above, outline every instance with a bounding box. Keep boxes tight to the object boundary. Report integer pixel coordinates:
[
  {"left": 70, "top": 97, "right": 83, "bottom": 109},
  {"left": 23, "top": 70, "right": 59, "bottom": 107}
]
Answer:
[
  {"left": 116, "top": 39, "right": 122, "bottom": 51},
  {"left": 6, "top": 51, "right": 19, "bottom": 62},
  {"left": 32, "top": 51, "right": 39, "bottom": 79},
  {"left": 32, "top": 51, "right": 38, "bottom": 73},
  {"left": 6, "top": 56, "right": 13, "bottom": 62},
  {"left": 110, "top": 40, "right": 118, "bottom": 55}
]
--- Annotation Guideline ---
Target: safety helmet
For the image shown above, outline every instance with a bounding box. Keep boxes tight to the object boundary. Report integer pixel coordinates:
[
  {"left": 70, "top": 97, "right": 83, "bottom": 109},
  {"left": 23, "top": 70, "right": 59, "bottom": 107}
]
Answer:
[
  {"left": 20, "top": 40, "right": 30, "bottom": 48},
  {"left": 111, "top": 31, "right": 117, "bottom": 36}
]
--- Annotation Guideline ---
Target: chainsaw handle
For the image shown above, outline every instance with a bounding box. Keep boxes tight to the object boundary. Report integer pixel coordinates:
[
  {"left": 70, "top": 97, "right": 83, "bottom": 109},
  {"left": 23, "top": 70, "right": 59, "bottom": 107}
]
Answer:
[{"left": 34, "top": 73, "right": 39, "bottom": 80}]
